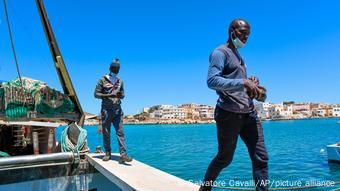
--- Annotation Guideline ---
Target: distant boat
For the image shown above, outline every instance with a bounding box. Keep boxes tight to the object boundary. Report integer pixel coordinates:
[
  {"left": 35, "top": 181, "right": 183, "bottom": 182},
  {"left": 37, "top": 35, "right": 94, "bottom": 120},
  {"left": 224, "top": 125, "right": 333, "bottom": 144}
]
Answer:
[{"left": 327, "top": 143, "right": 340, "bottom": 164}]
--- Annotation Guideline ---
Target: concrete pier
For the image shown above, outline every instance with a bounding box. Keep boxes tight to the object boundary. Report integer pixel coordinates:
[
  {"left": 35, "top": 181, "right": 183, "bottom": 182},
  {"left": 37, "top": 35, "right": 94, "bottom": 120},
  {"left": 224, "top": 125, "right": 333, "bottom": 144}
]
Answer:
[{"left": 85, "top": 153, "right": 199, "bottom": 191}]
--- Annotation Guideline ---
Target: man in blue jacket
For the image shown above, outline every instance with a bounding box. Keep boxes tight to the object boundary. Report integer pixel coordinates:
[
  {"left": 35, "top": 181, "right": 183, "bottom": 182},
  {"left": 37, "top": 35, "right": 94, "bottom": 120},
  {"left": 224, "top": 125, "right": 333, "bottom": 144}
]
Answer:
[
  {"left": 199, "top": 19, "right": 269, "bottom": 191},
  {"left": 94, "top": 59, "right": 132, "bottom": 163}
]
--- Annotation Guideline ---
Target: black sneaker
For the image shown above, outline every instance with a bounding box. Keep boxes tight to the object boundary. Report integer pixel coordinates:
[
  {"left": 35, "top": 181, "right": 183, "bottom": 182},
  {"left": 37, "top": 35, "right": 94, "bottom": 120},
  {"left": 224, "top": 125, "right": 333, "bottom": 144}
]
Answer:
[
  {"left": 119, "top": 155, "right": 133, "bottom": 163},
  {"left": 102, "top": 152, "right": 111, "bottom": 161},
  {"left": 199, "top": 186, "right": 211, "bottom": 191}
]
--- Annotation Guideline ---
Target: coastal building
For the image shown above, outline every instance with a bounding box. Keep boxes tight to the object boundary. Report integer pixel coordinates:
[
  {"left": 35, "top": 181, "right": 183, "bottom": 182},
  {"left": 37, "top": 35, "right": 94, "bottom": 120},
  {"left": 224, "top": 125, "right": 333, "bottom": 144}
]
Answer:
[
  {"left": 282, "top": 104, "right": 293, "bottom": 118},
  {"left": 161, "top": 107, "right": 187, "bottom": 119},
  {"left": 138, "top": 102, "right": 340, "bottom": 123},
  {"left": 292, "top": 103, "right": 312, "bottom": 117},
  {"left": 270, "top": 104, "right": 282, "bottom": 119},
  {"left": 325, "top": 107, "right": 333, "bottom": 117},
  {"left": 150, "top": 110, "right": 162, "bottom": 119},
  {"left": 159, "top": 105, "right": 173, "bottom": 109},
  {"left": 316, "top": 103, "right": 334, "bottom": 117},
  {"left": 255, "top": 102, "right": 272, "bottom": 119},
  {"left": 315, "top": 109, "right": 326, "bottom": 117},
  {"left": 143, "top": 107, "right": 150, "bottom": 113},
  {"left": 268, "top": 106, "right": 278, "bottom": 119},
  {"left": 140, "top": 102, "right": 340, "bottom": 122},
  {"left": 146, "top": 104, "right": 215, "bottom": 120},
  {"left": 148, "top": 104, "right": 196, "bottom": 119},
  {"left": 194, "top": 104, "right": 214, "bottom": 119},
  {"left": 332, "top": 107, "right": 340, "bottom": 117},
  {"left": 266, "top": 103, "right": 294, "bottom": 119},
  {"left": 148, "top": 105, "right": 188, "bottom": 120},
  {"left": 180, "top": 104, "right": 200, "bottom": 119}
]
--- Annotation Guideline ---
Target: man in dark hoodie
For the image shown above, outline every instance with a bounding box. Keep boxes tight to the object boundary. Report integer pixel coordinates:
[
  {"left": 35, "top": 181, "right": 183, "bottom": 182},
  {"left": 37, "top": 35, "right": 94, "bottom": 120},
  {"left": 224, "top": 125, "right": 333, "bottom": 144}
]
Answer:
[
  {"left": 199, "top": 19, "right": 269, "bottom": 191},
  {"left": 94, "top": 58, "right": 132, "bottom": 163}
]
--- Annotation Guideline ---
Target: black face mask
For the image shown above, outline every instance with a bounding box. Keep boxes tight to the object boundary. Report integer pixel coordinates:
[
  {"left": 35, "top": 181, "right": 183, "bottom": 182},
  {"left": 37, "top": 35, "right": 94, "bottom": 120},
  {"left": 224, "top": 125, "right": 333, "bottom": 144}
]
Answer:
[
  {"left": 109, "top": 66, "right": 120, "bottom": 75},
  {"left": 110, "top": 58, "right": 120, "bottom": 75}
]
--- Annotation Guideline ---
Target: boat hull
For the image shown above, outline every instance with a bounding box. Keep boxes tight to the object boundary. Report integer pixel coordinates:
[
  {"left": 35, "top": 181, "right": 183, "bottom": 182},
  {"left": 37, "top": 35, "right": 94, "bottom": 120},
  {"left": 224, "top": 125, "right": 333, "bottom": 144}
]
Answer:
[
  {"left": 0, "top": 153, "right": 121, "bottom": 191},
  {"left": 327, "top": 144, "right": 340, "bottom": 164}
]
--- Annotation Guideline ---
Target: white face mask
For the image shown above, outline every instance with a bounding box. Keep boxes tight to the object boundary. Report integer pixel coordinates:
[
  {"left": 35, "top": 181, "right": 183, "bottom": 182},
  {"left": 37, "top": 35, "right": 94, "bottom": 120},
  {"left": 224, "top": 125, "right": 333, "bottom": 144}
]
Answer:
[
  {"left": 231, "top": 31, "right": 245, "bottom": 49},
  {"left": 109, "top": 72, "right": 117, "bottom": 78}
]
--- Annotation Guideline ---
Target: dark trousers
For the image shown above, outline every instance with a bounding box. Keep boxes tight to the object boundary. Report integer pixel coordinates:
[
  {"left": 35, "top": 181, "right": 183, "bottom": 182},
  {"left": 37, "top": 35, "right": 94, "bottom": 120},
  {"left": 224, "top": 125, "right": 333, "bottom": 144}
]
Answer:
[
  {"left": 203, "top": 106, "right": 269, "bottom": 191},
  {"left": 101, "top": 107, "right": 127, "bottom": 156}
]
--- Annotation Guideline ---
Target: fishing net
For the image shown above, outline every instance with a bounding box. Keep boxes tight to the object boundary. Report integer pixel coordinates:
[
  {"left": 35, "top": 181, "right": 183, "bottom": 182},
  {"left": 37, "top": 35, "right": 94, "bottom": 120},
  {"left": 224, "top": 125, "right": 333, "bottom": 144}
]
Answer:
[
  {"left": 0, "top": 77, "right": 75, "bottom": 119},
  {"left": 34, "top": 86, "right": 75, "bottom": 116}
]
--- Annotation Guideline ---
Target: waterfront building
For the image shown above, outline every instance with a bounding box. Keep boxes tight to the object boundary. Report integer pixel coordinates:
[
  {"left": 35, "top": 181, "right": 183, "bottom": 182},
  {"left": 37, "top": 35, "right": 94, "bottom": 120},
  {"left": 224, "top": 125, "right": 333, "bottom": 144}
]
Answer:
[
  {"left": 315, "top": 109, "right": 326, "bottom": 117},
  {"left": 325, "top": 107, "right": 334, "bottom": 117},
  {"left": 143, "top": 107, "right": 150, "bottom": 113},
  {"left": 194, "top": 104, "right": 214, "bottom": 119},
  {"left": 143, "top": 102, "right": 339, "bottom": 121},
  {"left": 255, "top": 102, "right": 270, "bottom": 119},
  {"left": 180, "top": 104, "right": 200, "bottom": 119},
  {"left": 332, "top": 107, "right": 340, "bottom": 117},
  {"left": 292, "top": 103, "right": 312, "bottom": 117},
  {"left": 161, "top": 106, "right": 187, "bottom": 119},
  {"left": 265, "top": 103, "right": 294, "bottom": 119},
  {"left": 150, "top": 110, "right": 163, "bottom": 119}
]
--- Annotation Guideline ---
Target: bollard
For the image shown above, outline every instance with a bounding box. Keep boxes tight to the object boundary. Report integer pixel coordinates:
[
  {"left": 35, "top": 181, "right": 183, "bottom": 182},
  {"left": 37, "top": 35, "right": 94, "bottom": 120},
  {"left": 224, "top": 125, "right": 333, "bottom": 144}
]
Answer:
[
  {"left": 33, "top": 132, "right": 39, "bottom": 155},
  {"left": 47, "top": 128, "right": 54, "bottom": 154}
]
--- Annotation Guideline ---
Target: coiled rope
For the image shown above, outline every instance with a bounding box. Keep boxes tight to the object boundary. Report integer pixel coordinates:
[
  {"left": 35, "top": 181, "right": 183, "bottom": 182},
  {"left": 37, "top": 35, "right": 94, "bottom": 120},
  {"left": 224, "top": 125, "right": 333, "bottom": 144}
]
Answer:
[
  {"left": 60, "top": 123, "right": 89, "bottom": 159},
  {"left": 0, "top": 151, "right": 10, "bottom": 157}
]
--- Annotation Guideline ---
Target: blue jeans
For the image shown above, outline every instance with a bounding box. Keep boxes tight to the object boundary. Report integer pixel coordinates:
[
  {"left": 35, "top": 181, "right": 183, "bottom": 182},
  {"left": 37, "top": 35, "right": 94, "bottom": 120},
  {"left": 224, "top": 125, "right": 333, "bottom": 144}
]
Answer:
[
  {"left": 203, "top": 106, "right": 269, "bottom": 191},
  {"left": 101, "top": 107, "right": 127, "bottom": 156}
]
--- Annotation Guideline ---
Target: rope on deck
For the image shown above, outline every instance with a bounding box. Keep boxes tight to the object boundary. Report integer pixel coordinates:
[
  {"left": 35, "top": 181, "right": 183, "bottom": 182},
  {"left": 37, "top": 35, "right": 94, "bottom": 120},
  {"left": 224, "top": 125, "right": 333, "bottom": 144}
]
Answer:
[{"left": 61, "top": 122, "right": 89, "bottom": 160}]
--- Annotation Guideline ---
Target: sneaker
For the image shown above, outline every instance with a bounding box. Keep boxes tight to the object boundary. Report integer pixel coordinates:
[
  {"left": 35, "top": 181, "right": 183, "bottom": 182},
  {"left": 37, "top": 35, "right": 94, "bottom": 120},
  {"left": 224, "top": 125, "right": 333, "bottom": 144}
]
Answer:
[
  {"left": 198, "top": 186, "right": 211, "bottom": 191},
  {"left": 102, "top": 152, "right": 111, "bottom": 161},
  {"left": 119, "top": 155, "right": 133, "bottom": 163}
]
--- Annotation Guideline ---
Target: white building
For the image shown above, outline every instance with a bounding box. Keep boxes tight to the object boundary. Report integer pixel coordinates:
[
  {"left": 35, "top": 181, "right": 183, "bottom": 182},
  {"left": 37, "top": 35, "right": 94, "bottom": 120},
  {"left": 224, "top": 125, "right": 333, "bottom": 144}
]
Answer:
[
  {"left": 292, "top": 103, "right": 312, "bottom": 116},
  {"left": 147, "top": 104, "right": 215, "bottom": 120},
  {"left": 150, "top": 110, "right": 162, "bottom": 119},
  {"left": 143, "top": 107, "right": 150, "bottom": 113},
  {"left": 159, "top": 105, "right": 173, "bottom": 109},
  {"left": 268, "top": 104, "right": 281, "bottom": 119},
  {"left": 161, "top": 107, "right": 187, "bottom": 119},
  {"left": 332, "top": 107, "right": 340, "bottom": 117},
  {"left": 267, "top": 103, "right": 293, "bottom": 119},
  {"left": 255, "top": 102, "right": 272, "bottom": 119},
  {"left": 282, "top": 104, "right": 293, "bottom": 117},
  {"left": 195, "top": 105, "right": 214, "bottom": 119},
  {"left": 315, "top": 109, "right": 326, "bottom": 117}
]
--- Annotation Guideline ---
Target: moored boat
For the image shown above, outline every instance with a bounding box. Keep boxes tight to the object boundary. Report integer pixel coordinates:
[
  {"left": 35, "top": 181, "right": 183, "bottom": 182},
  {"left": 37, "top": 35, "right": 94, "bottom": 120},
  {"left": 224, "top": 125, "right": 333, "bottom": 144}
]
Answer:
[{"left": 327, "top": 143, "right": 340, "bottom": 164}]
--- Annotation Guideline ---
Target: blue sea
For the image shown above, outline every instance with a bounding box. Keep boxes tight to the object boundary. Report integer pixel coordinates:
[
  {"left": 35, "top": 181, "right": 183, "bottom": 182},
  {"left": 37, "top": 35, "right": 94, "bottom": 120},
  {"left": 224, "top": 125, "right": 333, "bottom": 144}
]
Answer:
[{"left": 57, "top": 118, "right": 340, "bottom": 190}]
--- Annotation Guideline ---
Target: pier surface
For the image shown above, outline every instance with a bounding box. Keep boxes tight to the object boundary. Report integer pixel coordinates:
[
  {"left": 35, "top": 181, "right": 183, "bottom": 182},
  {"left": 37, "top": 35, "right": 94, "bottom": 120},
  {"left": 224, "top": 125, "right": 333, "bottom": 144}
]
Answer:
[{"left": 85, "top": 153, "right": 199, "bottom": 191}]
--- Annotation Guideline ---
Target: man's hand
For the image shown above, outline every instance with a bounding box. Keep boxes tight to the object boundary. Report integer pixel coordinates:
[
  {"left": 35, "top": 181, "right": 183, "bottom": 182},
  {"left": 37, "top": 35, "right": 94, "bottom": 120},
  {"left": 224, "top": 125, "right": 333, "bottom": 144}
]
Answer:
[
  {"left": 116, "top": 92, "right": 124, "bottom": 99},
  {"left": 249, "top": 76, "right": 259, "bottom": 86},
  {"left": 255, "top": 86, "right": 267, "bottom": 102},
  {"left": 105, "top": 92, "right": 124, "bottom": 98},
  {"left": 108, "top": 93, "right": 117, "bottom": 98},
  {"left": 97, "top": 124, "right": 103, "bottom": 134},
  {"left": 244, "top": 79, "right": 258, "bottom": 99}
]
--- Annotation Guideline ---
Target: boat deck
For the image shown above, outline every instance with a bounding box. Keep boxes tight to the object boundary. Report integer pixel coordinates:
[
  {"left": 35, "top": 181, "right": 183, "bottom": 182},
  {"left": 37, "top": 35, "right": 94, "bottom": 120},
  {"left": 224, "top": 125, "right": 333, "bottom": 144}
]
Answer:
[{"left": 85, "top": 153, "right": 199, "bottom": 191}]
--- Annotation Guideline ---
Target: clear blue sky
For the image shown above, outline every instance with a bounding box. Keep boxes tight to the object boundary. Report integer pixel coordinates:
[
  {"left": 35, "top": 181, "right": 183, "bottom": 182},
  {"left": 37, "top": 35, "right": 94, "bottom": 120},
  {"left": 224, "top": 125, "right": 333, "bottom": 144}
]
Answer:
[{"left": 0, "top": 0, "right": 339, "bottom": 115}]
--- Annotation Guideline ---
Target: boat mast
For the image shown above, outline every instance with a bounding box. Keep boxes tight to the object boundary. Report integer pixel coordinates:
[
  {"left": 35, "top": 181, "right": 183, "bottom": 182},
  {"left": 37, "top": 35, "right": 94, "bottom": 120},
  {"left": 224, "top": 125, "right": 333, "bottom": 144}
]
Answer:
[{"left": 35, "top": 0, "right": 85, "bottom": 126}]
